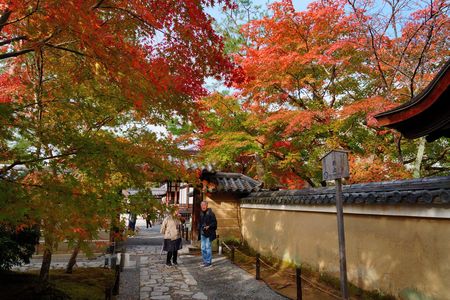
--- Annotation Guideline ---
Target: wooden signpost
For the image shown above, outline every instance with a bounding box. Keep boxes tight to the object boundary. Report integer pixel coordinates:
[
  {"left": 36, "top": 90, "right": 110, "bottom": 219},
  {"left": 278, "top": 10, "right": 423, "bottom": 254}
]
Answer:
[{"left": 321, "top": 150, "right": 350, "bottom": 300}]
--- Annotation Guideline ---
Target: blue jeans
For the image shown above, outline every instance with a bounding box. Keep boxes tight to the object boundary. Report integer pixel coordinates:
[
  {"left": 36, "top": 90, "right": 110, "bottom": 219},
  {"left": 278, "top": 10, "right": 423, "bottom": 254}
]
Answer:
[{"left": 200, "top": 235, "right": 212, "bottom": 265}]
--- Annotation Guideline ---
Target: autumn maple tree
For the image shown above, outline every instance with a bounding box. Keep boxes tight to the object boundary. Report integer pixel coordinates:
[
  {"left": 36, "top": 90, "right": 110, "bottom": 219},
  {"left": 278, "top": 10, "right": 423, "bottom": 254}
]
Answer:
[
  {"left": 0, "top": 0, "right": 233, "bottom": 290},
  {"left": 196, "top": 0, "right": 449, "bottom": 188}
]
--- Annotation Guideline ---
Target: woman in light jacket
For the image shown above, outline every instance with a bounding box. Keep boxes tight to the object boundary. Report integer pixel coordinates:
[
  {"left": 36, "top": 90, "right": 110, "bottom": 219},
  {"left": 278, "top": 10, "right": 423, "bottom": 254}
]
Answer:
[{"left": 160, "top": 206, "right": 184, "bottom": 266}]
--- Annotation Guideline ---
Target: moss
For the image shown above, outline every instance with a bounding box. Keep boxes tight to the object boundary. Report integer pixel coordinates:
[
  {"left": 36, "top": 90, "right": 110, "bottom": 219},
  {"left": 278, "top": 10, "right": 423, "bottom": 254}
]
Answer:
[
  {"left": 50, "top": 268, "right": 115, "bottom": 299},
  {"left": 221, "top": 237, "right": 241, "bottom": 247},
  {"left": 318, "top": 272, "right": 341, "bottom": 290},
  {"left": 0, "top": 268, "right": 115, "bottom": 300},
  {"left": 317, "top": 272, "right": 395, "bottom": 300},
  {"left": 399, "top": 288, "right": 434, "bottom": 300},
  {"left": 230, "top": 244, "right": 396, "bottom": 300}
]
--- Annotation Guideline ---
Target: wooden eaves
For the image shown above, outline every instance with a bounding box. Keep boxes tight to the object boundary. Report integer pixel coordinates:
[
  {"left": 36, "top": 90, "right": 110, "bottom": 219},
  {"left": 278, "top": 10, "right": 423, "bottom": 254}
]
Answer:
[{"left": 374, "top": 60, "right": 450, "bottom": 142}]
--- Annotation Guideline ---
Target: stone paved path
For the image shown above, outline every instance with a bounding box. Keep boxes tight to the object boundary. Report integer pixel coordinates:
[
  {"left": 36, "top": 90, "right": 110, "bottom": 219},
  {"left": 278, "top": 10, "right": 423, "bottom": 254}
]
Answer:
[
  {"left": 118, "top": 219, "right": 287, "bottom": 300},
  {"left": 136, "top": 246, "right": 207, "bottom": 300}
]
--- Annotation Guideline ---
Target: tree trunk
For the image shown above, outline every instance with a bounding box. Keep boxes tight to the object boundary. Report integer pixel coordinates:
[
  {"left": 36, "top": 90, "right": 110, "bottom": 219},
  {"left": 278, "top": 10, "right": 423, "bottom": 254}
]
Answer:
[
  {"left": 413, "top": 137, "right": 426, "bottom": 178},
  {"left": 290, "top": 167, "right": 316, "bottom": 188},
  {"left": 191, "top": 187, "right": 202, "bottom": 244},
  {"left": 305, "top": 177, "right": 316, "bottom": 188},
  {"left": 35, "top": 247, "right": 52, "bottom": 294},
  {"left": 254, "top": 153, "right": 265, "bottom": 186},
  {"left": 66, "top": 243, "right": 80, "bottom": 273}
]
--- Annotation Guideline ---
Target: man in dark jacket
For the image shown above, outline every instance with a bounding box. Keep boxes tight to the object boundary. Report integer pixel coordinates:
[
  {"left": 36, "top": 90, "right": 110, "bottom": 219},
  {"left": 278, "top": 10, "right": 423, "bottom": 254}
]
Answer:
[{"left": 198, "top": 201, "right": 217, "bottom": 267}]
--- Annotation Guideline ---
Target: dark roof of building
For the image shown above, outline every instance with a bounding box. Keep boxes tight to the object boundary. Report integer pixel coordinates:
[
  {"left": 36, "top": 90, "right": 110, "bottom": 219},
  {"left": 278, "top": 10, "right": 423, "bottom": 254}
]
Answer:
[
  {"left": 242, "top": 176, "right": 450, "bottom": 206},
  {"left": 374, "top": 60, "right": 450, "bottom": 142},
  {"left": 200, "top": 170, "right": 262, "bottom": 194}
]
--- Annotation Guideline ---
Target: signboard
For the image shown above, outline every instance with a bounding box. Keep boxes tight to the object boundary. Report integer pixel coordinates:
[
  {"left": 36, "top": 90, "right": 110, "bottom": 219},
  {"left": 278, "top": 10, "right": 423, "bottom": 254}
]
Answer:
[{"left": 321, "top": 150, "right": 350, "bottom": 181}]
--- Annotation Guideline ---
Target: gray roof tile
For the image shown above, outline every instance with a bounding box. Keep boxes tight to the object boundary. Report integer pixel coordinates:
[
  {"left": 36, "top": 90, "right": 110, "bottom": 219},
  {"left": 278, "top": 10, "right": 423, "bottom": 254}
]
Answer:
[
  {"left": 201, "top": 170, "right": 262, "bottom": 194},
  {"left": 242, "top": 176, "right": 450, "bottom": 206}
]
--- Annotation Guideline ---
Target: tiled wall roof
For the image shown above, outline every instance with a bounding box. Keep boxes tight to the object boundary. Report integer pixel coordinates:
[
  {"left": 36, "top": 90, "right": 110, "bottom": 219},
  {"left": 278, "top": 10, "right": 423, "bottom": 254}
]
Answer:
[
  {"left": 242, "top": 176, "right": 450, "bottom": 205},
  {"left": 201, "top": 171, "right": 262, "bottom": 194}
]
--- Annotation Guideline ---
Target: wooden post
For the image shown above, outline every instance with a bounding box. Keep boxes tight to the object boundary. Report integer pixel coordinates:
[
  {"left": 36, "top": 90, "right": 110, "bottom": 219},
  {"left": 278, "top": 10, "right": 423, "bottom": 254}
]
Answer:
[
  {"left": 321, "top": 150, "right": 350, "bottom": 300},
  {"left": 191, "top": 187, "right": 201, "bottom": 242},
  {"left": 111, "top": 241, "right": 116, "bottom": 255},
  {"left": 112, "top": 264, "right": 120, "bottom": 295},
  {"left": 231, "top": 246, "right": 235, "bottom": 263},
  {"left": 120, "top": 252, "right": 125, "bottom": 272},
  {"left": 110, "top": 255, "right": 117, "bottom": 269},
  {"left": 255, "top": 253, "right": 260, "bottom": 280},
  {"left": 296, "top": 266, "right": 302, "bottom": 300},
  {"left": 105, "top": 287, "right": 112, "bottom": 300},
  {"left": 105, "top": 287, "right": 109, "bottom": 300},
  {"left": 335, "top": 178, "right": 349, "bottom": 299}
]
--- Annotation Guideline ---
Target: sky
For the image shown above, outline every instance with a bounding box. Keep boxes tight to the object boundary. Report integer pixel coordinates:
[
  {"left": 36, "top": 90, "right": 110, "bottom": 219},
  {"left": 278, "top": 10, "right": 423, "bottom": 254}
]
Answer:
[{"left": 207, "top": 0, "right": 315, "bottom": 22}]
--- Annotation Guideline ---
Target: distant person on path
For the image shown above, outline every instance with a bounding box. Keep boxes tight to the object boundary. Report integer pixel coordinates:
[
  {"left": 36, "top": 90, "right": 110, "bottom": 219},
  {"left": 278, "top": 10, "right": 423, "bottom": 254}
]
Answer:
[
  {"left": 145, "top": 214, "right": 152, "bottom": 228},
  {"left": 160, "top": 206, "right": 185, "bottom": 266},
  {"left": 128, "top": 213, "right": 137, "bottom": 231},
  {"left": 198, "top": 201, "right": 217, "bottom": 267}
]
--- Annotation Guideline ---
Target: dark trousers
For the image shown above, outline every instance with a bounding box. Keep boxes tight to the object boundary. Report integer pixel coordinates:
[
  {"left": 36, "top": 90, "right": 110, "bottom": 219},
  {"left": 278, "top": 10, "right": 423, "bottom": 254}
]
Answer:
[{"left": 166, "top": 250, "right": 178, "bottom": 264}]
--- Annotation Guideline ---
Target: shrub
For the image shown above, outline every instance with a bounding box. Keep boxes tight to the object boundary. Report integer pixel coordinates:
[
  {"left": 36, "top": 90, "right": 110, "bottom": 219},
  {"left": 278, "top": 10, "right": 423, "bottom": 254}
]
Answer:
[{"left": 0, "top": 224, "right": 40, "bottom": 271}]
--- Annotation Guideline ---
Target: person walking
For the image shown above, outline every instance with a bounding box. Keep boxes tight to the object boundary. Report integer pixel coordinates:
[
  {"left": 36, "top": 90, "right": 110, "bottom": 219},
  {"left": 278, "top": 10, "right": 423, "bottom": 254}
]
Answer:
[
  {"left": 160, "top": 206, "right": 184, "bottom": 266},
  {"left": 145, "top": 214, "right": 152, "bottom": 228},
  {"left": 198, "top": 201, "right": 217, "bottom": 267},
  {"left": 128, "top": 212, "right": 137, "bottom": 231}
]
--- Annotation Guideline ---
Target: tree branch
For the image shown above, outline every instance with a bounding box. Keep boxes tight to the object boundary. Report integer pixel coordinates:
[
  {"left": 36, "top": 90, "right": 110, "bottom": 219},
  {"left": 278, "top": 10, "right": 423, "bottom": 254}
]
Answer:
[
  {"left": 423, "top": 147, "right": 450, "bottom": 166},
  {"left": 273, "top": 83, "right": 307, "bottom": 109},
  {"left": 389, "top": 2, "right": 444, "bottom": 90},
  {"left": 410, "top": 21, "right": 435, "bottom": 98},
  {"left": 0, "top": 150, "right": 78, "bottom": 175},
  {"left": 0, "top": 29, "right": 59, "bottom": 60},
  {"left": 0, "top": 8, "right": 12, "bottom": 32},
  {"left": 44, "top": 43, "right": 88, "bottom": 57},
  {"left": 98, "top": 6, "right": 159, "bottom": 33},
  {"left": 87, "top": 116, "right": 114, "bottom": 134},
  {"left": 0, "top": 176, "right": 45, "bottom": 189},
  {"left": 290, "top": 167, "right": 316, "bottom": 188},
  {"left": 1, "top": 43, "right": 87, "bottom": 61},
  {"left": 424, "top": 166, "right": 450, "bottom": 171},
  {"left": 368, "top": 27, "right": 389, "bottom": 91},
  {"left": 265, "top": 149, "right": 317, "bottom": 188},
  {"left": 12, "top": 98, "right": 71, "bottom": 112},
  {"left": 0, "top": 35, "right": 27, "bottom": 46},
  {"left": 2, "top": 0, "right": 40, "bottom": 28},
  {"left": 347, "top": 1, "right": 389, "bottom": 93},
  {"left": 0, "top": 48, "right": 34, "bottom": 60},
  {"left": 92, "top": 0, "right": 107, "bottom": 9},
  {"left": 396, "top": 133, "right": 404, "bottom": 164}
]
